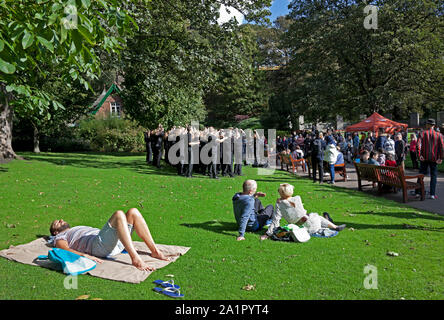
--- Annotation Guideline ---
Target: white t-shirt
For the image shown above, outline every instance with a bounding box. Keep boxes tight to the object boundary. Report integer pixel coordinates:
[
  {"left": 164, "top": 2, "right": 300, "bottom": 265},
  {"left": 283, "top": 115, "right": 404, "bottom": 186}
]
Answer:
[{"left": 54, "top": 226, "right": 100, "bottom": 255}]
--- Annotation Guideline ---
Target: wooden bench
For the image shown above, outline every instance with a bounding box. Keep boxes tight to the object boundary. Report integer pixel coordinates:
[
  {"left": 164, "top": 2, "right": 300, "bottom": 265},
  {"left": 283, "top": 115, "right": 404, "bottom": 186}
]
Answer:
[
  {"left": 323, "top": 161, "right": 347, "bottom": 182},
  {"left": 290, "top": 155, "right": 306, "bottom": 173},
  {"left": 279, "top": 153, "right": 292, "bottom": 172},
  {"left": 278, "top": 153, "right": 306, "bottom": 174},
  {"left": 306, "top": 157, "right": 347, "bottom": 182},
  {"left": 354, "top": 162, "right": 425, "bottom": 203}
]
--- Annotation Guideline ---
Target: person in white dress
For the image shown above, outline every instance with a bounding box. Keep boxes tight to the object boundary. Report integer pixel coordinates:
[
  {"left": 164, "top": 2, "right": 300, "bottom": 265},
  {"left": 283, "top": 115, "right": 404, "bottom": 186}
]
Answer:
[{"left": 260, "top": 183, "right": 346, "bottom": 240}]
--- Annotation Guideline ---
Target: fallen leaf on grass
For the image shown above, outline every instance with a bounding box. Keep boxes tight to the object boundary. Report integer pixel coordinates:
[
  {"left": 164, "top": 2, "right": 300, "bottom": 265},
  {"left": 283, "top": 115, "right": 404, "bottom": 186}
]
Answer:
[
  {"left": 349, "top": 227, "right": 355, "bottom": 232},
  {"left": 75, "top": 295, "right": 90, "bottom": 300},
  {"left": 242, "top": 284, "right": 256, "bottom": 291},
  {"left": 387, "top": 251, "right": 399, "bottom": 257}
]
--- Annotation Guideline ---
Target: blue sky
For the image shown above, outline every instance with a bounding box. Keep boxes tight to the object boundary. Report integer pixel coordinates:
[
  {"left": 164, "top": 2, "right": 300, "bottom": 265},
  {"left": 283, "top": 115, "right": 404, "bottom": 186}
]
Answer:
[
  {"left": 218, "top": 1, "right": 291, "bottom": 25},
  {"left": 267, "top": 0, "right": 291, "bottom": 22}
]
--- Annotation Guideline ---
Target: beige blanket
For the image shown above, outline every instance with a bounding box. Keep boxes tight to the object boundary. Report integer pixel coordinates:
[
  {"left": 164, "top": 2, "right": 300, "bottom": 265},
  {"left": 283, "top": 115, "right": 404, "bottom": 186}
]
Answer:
[{"left": 0, "top": 238, "right": 190, "bottom": 284}]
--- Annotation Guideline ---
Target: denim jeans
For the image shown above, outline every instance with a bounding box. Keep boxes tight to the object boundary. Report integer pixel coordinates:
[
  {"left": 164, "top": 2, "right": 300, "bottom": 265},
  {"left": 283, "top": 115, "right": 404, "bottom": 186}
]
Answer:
[
  {"left": 416, "top": 161, "right": 438, "bottom": 196},
  {"left": 329, "top": 164, "right": 335, "bottom": 182}
]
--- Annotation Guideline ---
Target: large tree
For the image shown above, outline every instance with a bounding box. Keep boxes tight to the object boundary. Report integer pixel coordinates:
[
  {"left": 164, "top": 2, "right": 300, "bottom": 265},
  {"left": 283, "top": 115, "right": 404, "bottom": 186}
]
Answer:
[
  {"left": 284, "top": 0, "right": 444, "bottom": 123},
  {"left": 0, "top": 0, "right": 138, "bottom": 161},
  {"left": 119, "top": 0, "right": 272, "bottom": 129}
]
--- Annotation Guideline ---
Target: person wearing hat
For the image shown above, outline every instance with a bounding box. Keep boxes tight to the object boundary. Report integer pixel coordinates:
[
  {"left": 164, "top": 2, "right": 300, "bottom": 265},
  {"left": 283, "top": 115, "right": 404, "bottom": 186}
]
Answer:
[{"left": 415, "top": 119, "right": 444, "bottom": 200}]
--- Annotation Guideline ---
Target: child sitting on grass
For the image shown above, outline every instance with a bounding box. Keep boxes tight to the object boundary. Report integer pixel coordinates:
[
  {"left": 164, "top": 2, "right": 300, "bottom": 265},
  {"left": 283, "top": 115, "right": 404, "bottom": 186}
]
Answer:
[{"left": 260, "top": 183, "right": 346, "bottom": 240}]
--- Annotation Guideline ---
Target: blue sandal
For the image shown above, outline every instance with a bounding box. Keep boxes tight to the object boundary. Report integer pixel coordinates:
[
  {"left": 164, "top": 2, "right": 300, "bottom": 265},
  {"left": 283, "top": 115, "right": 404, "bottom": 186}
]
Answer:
[
  {"left": 153, "top": 279, "right": 180, "bottom": 289},
  {"left": 153, "top": 286, "right": 184, "bottom": 298}
]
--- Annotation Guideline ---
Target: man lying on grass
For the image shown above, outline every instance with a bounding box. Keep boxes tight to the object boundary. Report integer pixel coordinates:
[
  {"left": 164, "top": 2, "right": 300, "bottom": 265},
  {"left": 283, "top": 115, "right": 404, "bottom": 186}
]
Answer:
[
  {"left": 49, "top": 208, "right": 171, "bottom": 271},
  {"left": 260, "top": 183, "right": 346, "bottom": 241}
]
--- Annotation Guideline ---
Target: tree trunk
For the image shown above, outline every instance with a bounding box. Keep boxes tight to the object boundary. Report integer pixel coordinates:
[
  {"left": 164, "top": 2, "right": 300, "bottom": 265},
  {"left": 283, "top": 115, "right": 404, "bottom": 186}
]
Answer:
[
  {"left": 33, "top": 124, "right": 40, "bottom": 153},
  {"left": 0, "top": 84, "right": 21, "bottom": 162}
]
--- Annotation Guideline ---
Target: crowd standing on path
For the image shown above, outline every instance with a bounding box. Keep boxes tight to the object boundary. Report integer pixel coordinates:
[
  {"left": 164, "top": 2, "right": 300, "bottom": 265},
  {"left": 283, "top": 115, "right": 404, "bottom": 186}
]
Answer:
[{"left": 143, "top": 118, "right": 443, "bottom": 199}]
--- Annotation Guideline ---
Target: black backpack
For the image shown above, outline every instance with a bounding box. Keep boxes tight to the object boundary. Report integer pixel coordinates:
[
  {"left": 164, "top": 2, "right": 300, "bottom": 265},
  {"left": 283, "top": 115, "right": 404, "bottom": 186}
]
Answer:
[{"left": 311, "top": 139, "right": 322, "bottom": 157}]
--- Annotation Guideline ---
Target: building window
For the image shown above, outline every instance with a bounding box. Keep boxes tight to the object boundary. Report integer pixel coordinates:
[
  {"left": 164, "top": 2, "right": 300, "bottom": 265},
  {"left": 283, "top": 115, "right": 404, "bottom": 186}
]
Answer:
[{"left": 110, "top": 102, "right": 121, "bottom": 118}]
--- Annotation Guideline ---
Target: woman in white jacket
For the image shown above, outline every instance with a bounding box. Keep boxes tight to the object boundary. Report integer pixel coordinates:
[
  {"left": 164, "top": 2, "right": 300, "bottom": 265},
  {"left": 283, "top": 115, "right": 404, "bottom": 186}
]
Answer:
[
  {"left": 260, "top": 183, "right": 346, "bottom": 240},
  {"left": 324, "top": 143, "right": 339, "bottom": 184}
]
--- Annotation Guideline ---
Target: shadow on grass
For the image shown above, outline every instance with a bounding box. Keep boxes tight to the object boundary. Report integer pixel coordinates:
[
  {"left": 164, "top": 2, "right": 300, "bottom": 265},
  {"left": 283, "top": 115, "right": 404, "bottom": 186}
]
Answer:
[
  {"left": 343, "top": 221, "right": 444, "bottom": 232},
  {"left": 352, "top": 211, "right": 444, "bottom": 223},
  {"left": 0, "top": 167, "right": 8, "bottom": 173},
  {"left": 21, "top": 152, "right": 182, "bottom": 177},
  {"left": 180, "top": 221, "right": 239, "bottom": 237}
]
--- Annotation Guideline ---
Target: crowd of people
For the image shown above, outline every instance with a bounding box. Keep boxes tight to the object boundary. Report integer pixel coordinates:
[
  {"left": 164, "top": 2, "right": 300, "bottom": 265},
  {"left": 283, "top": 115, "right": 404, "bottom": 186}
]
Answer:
[
  {"left": 144, "top": 125, "right": 268, "bottom": 179},
  {"left": 276, "top": 119, "right": 444, "bottom": 199},
  {"left": 142, "top": 119, "right": 443, "bottom": 197},
  {"left": 48, "top": 120, "right": 443, "bottom": 269}
]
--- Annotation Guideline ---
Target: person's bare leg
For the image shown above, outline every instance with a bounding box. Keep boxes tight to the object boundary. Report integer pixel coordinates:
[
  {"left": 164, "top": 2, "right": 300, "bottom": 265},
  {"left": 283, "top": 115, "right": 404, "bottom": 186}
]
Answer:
[
  {"left": 125, "top": 208, "right": 170, "bottom": 261},
  {"left": 108, "top": 210, "right": 153, "bottom": 271}
]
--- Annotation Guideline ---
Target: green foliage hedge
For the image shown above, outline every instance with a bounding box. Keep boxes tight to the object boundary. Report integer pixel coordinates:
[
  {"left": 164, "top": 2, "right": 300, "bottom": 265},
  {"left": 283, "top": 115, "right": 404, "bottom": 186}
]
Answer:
[{"left": 78, "top": 118, "right": 145, "bottom": 153}]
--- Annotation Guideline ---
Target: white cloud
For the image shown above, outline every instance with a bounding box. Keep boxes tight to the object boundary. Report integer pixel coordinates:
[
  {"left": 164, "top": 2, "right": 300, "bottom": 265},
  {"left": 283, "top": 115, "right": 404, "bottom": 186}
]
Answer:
[{"left": 218, "top": 4, "right": 244, "bottom": 25}]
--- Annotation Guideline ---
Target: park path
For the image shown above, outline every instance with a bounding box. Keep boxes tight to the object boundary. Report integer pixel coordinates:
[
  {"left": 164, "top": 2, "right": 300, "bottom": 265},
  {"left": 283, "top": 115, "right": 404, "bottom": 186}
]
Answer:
[{"left": 274, "top": 161, "right": 444, "bottom": 216}]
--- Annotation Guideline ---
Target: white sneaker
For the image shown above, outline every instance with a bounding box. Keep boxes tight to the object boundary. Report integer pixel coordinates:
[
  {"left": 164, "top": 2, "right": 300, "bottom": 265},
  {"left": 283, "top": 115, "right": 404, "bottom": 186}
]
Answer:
[{"left": 430, "top": 195, "right": 437, "bottom": 200}]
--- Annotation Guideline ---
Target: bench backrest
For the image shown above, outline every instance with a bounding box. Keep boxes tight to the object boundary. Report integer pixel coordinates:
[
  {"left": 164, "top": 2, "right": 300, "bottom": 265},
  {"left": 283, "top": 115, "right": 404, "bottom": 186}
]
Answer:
[
  {"left": 280, "top": 154, "right": 292, "bottom": 165},
  {"left": 374, "top": 165, "right": 404, "bottom": 188},
  {"left": 354, "top": 162, "right": 405, "bottom": 187},
  {"left": 354, "top": 162, "right": 379, "bottom": 181}
]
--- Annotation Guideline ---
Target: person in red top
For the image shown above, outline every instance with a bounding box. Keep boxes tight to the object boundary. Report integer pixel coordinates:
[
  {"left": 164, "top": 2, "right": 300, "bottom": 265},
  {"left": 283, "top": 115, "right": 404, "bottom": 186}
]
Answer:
[
  {"left": 409, "top": 133, "right": 418, "bottom": 169},
  {"left": 415, "top": 119, "right": 444, "bottom": 200},
  {"left": 384, "top": 154, "right": 397, "bottom": 167}
]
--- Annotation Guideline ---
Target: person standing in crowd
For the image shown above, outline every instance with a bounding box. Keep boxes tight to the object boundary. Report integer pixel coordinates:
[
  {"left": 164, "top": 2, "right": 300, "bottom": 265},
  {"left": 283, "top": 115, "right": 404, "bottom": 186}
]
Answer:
[
  {"left": 324, "top": 139, "right": 339, "bottom": 185},
  {"left": 152, "top": 124, "right": 164, "bottom": 168},
  {"left": 384, "top": 134, "right": 395, "bottom": 159},
  {"left": 311, "top": 132, "right": 326, "bottom": 184},
  {"left": 369, "top": 131, "right": 376, "bottom": 144},
  {"left": 352, "top": 132, "right": 360, "bottom": 159},
  {"left": 409, "top": 133, "right": 418, "bottom": 170},
  {"left": 415, "top": 119, "right": 444, "bottom": 200},
  {"left": 144, "top": 130, "right": 152, "bottom": 164},
  {"left": 395, "top": 132, "right": 406, "bottom": 170},
  {"left": 233, "top": 129, "right": 243, "bottom": 176},
  {"left": 185, "top": 126, "right": 199, "bottom": 178},
  {"left": 374, "top": 128, "right": 387, "bottom": 151}
]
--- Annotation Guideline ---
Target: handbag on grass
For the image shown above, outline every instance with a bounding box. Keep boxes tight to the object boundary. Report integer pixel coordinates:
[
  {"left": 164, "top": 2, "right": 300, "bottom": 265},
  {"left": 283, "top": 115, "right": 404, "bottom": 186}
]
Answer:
[
  {"left": 288, "top": 225, "right": 310, "bottom": 243},
  {"left": 37, "top": 248, "right": 96, "bottom": 276}
]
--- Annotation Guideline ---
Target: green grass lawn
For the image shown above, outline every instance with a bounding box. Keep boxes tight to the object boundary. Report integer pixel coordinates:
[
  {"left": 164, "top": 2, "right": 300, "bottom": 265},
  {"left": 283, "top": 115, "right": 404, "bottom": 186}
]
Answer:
[{"left": 0, "top": 152, "right": 443, "bottom": 300}]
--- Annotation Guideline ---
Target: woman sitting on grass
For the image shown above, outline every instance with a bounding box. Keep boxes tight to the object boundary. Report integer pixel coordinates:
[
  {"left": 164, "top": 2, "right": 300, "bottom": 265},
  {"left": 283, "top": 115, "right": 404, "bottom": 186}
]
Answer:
[{"left": 260, "top": 183, "right": 346, "bottom": 240}]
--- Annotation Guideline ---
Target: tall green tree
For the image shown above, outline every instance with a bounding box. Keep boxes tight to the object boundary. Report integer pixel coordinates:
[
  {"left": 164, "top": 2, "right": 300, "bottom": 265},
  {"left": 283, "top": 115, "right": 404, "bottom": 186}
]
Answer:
[
  {"left": 119, "top": 0, "right": 272, "bottom": 129},
  {"left": 0, "top": 0, "right": 138, "bottom": 161},
  {"left": 284, "top": 0, "right": 444, "bottom": 123}
]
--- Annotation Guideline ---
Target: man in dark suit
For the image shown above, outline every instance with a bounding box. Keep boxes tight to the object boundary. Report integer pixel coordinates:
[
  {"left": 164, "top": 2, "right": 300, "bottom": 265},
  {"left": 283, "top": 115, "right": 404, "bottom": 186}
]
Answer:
[
  {"left": 152, "top": 124, "right": 164, "bottom": 168},
  {"left": 144, "top": 130, "right": 152, "bottom": 164}
]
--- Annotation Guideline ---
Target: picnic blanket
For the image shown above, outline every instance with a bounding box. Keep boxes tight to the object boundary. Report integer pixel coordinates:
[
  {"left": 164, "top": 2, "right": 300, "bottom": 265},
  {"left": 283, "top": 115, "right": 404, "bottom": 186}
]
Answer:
[{"left": 0, "top": 238, "right": 190, "bottom": 284}]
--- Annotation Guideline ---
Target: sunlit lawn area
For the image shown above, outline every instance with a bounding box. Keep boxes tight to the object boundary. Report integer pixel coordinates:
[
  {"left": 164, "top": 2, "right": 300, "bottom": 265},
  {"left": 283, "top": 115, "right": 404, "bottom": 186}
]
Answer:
[{"left": 0, "top": 152, "right": 443, "bottom": 300}]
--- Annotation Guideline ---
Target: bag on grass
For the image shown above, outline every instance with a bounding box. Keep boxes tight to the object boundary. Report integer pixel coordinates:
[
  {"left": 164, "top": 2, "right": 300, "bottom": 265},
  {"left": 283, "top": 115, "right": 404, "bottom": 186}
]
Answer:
[
  {"left": 287, "top": 224, "right": 310, "bottom": 243},
  {"left": 37, "top": 248, "right": 96, "bottom": 276},
  {"left": 270, "top": 227, "right": 293, "bottom": 242}
]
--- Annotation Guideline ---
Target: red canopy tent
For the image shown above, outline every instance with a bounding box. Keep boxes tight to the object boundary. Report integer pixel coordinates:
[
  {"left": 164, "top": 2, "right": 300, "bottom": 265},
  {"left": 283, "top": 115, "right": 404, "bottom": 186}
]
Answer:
[{"left": 345, "top": 112, "right": 408, "bottom": 134}]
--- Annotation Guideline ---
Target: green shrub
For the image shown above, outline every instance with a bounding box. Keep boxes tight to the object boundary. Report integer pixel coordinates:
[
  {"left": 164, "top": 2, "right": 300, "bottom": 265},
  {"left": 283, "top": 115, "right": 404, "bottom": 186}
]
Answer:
[{"left": 78, "top": 118, "right": 145, "bottom": 153}]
